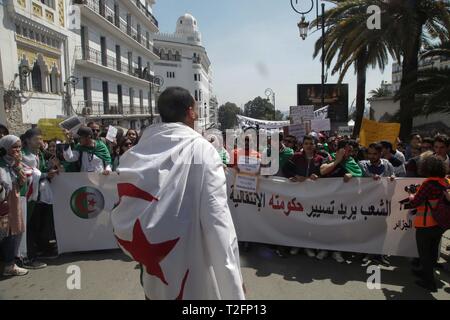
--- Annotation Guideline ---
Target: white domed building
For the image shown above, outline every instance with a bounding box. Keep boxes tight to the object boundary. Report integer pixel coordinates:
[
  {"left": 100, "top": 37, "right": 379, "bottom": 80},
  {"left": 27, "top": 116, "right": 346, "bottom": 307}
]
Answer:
[{"left": 153, "top": 13, "right": 218, "bottom": 130}]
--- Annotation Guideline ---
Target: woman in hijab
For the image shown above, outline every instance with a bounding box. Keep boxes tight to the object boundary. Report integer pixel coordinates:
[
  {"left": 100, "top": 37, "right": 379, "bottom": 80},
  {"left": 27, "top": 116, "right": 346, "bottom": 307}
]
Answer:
[{"left": 0, "top": 135, "right": 28, "bottom": 276}]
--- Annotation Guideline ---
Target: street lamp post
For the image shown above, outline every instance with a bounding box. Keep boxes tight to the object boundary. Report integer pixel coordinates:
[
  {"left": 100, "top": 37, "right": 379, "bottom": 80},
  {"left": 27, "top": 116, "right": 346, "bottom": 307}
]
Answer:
[
  {"left": 63, "top": 76, "right": 79, "bottom": 116},
  {"left": 149, "top": 75, "right": 164, "bottom": 124},
  {"left": 290, "top": 0, "right": 326, "bottom": 109},
  {"left": 204, "top": 102, "right": 207, "bottom": 133},
  {"left": 265, "top": 88, "right": 276, "bottom": 120}
]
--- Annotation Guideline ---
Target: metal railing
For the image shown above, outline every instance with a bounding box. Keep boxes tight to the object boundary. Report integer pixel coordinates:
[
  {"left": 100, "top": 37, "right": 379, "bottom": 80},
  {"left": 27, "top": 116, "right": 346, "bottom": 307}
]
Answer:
[
  {"left": 77, "top": 100, "right": 150, "bottom": 117},
  {"left": 83, "top": 0, "right": 155, "bottom": 53},
  {"left": 134, "top": 0, "right": 159, "bottom": 28},
  {"left": 77, "top": 46, "right": 160, "bottom": 85}
]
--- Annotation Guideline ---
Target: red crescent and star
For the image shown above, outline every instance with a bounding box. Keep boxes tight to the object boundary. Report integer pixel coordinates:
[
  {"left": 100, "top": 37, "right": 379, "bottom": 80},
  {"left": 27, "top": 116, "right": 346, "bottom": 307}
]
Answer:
[{"left": 115, "top": 183, "right": 190, "bottom": 298}]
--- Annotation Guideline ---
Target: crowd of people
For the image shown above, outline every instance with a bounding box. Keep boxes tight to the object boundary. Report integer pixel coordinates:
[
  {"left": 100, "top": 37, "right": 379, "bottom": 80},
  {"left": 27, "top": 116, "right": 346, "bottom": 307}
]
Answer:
[
  {"left": 0, "top": 117, "right": 449, "bottom": 293},
  {"left": 219, "top": 130, "right": 450, "bottom": 292},
  {"left": 0, "top": 122, "right": 141, "bottom": 277}
]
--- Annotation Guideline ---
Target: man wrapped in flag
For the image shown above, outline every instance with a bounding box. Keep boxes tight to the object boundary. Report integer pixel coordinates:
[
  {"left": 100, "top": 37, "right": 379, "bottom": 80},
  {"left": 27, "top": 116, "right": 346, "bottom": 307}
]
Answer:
[{"left": 112, "top": 87, "right": 245, "bottom": 300}]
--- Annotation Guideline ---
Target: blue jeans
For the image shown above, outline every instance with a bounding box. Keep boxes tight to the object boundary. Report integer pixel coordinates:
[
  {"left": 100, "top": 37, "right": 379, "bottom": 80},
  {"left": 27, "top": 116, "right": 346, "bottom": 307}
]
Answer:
[{"left": 1, "top": 235, "right": 17, "bottom": 265}]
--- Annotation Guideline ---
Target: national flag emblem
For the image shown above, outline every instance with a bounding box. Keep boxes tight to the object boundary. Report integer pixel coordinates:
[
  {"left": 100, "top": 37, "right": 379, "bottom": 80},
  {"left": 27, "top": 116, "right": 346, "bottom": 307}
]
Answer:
[{"left": 70, "top": 187, "right": 105, "bottom": 219}]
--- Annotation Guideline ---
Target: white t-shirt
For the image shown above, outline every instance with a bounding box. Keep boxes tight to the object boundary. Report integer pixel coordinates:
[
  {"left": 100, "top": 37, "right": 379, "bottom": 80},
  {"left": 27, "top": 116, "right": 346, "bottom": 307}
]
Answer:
[{"left": 63, "top": 146, "right": 111, "bottom": 173}]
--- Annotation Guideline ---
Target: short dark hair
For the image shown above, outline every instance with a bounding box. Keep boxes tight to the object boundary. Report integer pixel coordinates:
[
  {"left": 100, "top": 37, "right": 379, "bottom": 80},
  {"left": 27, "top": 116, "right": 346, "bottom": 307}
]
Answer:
[
  {"left": 22, "top": 128, "right": 42, "bottom": 142},
  {"left": 419, "top": 154, "right": 448, "bottom": 178},
  {"left": 410, "top": 133, "right": 422, "bottom": 142},
  {"left": 337, "top": 139, "right": 350, "bottom": 150},
  {"left": 380, "top": 141, "right": 393, "bottom": 151},
  {"left": 434, "top": 134, "right": 449, "bottom": 147},
  {"left": 0, "top": 124, "right": 9, "bottom": 135},
  {"left": 303, "top": 135, "right": 316, "bottom": 144},
  {"left": 422, "top": 137, "right": 434, "bottom": 146},
  {"left": 368, "top": 143, "right": 383, "bottom": 153},
  {"left": 158, "top": 87, "right": 195, "bottom": 123},
  {"left": 86, "top": 121, "right": 99, "bottom": 127},
  {"left": 77, "top": 126, "right": 93, "bottom": 138},
  {"left": 348, "top": 140, "right": 359, "bottom": 148}
]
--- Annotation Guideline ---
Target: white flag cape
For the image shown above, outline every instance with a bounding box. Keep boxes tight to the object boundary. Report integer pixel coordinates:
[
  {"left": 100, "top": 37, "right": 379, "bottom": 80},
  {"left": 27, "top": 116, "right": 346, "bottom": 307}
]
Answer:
[{"left": 111, "top": 122, "right": 245, "bottom": 300}]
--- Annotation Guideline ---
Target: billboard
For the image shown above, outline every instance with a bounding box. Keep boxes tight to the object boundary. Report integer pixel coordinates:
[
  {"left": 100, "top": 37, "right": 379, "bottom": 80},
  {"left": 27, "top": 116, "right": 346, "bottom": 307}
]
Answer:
[{"left": 297, "top": 84, "right": 349, "bottom": 127}]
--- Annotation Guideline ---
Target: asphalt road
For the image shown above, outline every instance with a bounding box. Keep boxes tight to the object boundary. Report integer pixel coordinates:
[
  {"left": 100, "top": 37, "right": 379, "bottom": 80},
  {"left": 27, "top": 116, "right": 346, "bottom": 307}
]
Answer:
[{"left": 1, "top": 244, "right": 449, "bottom": 300}]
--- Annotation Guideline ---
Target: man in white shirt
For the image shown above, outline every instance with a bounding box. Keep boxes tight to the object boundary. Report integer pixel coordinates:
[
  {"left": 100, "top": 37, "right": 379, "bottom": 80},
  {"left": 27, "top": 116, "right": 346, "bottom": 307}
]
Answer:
[{"left": 63, "top": 127, "right": 112, "bottom": 174}]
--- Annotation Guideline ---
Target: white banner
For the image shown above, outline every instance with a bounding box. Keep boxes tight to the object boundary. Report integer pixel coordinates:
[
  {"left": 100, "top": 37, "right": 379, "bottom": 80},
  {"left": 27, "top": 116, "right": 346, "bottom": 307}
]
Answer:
[
  {"left": 227, "top": 172, "right": 421, "bottom": 258},
  {"left": 51, "top": 173, "right": 120, "bottom": 254},
  {"left": 236, "top": 115, "right": 289, "bottom": 130},
  {"left": 50, "top": 173, "right": 422, "bottom": 257}
]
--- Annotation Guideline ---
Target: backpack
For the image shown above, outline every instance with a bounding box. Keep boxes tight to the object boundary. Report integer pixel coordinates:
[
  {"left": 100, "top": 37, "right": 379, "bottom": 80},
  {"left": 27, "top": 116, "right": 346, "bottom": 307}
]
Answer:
[{"left": 426, "top": 181, "right": 450, "bottom": 230}]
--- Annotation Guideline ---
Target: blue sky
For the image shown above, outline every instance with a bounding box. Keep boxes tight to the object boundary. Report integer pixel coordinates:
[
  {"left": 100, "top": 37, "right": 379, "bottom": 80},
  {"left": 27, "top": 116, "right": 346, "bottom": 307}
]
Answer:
[{"left": 153, "top": 0, "right": 393, "bottom": 113}]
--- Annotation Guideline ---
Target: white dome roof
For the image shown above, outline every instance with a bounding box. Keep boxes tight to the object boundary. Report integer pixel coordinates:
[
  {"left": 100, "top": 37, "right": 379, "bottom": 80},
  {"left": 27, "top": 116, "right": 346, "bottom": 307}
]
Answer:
[{"left": 176, "top": 13, "right": 199, "bottom": 35}]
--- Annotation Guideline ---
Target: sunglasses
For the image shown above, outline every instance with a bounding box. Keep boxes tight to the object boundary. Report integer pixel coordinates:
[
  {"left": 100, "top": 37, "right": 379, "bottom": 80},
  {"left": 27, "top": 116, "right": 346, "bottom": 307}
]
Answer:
[{"left": 92, "top": 129, "right": 100, "bottom": 132}]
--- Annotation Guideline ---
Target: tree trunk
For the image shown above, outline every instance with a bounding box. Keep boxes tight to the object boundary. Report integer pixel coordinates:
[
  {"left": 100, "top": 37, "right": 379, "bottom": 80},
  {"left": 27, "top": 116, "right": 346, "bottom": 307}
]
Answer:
[
  {"left": 398, "top": 0, "right": 424, "bottom": 141},
  {"left": 352, "top": 53, "right": 367, "bottom": 139}
]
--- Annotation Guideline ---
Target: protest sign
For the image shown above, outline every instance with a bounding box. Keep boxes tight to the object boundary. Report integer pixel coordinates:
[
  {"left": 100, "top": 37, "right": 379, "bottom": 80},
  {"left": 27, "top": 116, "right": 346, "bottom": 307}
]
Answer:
[
  {"left": 37, "top": 118, "right": 65, "bottom": 141},
  {"left": 237, "top": 155, "right": 260, "bottom": 174},
  {"left": 288, "top": 124, "right": 306, "bottom": 141},
  {"left": 311, "top": 118, "right": 331, "bottom": 132},
  {"left": 290, "top": 106, "right": 314, "bottom": 124},
  {"left": 314, "top": 106, "right": 329, "bottom": 120},
  {"left": 359, "top": 118, "right": 401, "bottom": 148},
  {"left": 338, "top": 126, "right": 353, "bottom": 137},
  {"left": 234, "top": 174, "right": 258, "bottom": 193},
  {"left": 106, "top": 126, "right": 118, "bottom": 142},
  {"left": 59, "top": 115, "right": 84, "bottom": 133}
]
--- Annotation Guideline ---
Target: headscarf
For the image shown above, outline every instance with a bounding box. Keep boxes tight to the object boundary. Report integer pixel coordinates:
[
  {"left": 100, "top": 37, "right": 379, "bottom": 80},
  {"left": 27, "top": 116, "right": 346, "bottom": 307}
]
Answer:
[
  {"left": 0, "top": 135, "right": 21, "bottom": 192},
  {"left": 0, "top": 135, "right": 20, "bottom": 164}
]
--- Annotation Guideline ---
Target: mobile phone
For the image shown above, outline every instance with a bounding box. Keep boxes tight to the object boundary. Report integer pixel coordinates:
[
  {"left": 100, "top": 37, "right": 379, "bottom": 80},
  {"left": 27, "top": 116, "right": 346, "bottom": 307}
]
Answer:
[{"left": 56, "top": 143, "right": 68, "bottom": 162}]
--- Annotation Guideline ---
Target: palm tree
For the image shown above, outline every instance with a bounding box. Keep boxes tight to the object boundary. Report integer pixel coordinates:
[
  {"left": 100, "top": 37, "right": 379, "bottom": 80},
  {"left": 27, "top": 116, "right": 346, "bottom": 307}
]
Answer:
[
  {"left": 369, "top": 86, "right": 392, "bottom": 98},
  {"left": 397, "top": 41, "right": 450, "bottom": 116},
  {"left": 312, "top": 0, "right": 450, "bottom": 140},
  {"left": 311, "top": 0, "right": 396, "bottom": 138},
  {"left": 388, "top": 0, "right": 450, "bottom": 140}
]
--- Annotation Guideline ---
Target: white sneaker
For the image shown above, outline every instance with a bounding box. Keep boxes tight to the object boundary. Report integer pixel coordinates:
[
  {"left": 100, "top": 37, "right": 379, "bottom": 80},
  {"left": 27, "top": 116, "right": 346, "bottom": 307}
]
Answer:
[
  {"left": 3, "top": 264, "right": 29, "bottom": 276},
  {"left": 305, "top": 248, "right": 316, "bottom": 258},
  {"left": 316, "top": 250, "right": 328, "bottom": 260},
  {"left": 290, "top": 247, "right": 300, "bottom": 255},
  {"left": 332, "top": 251, "right": 345, "bottom": 263}
]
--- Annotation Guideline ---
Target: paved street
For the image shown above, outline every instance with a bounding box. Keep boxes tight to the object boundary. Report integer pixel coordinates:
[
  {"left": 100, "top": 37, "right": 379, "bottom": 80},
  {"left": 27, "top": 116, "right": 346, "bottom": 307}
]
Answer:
[{"left": 1, "top": 243, "right": 449, "bottom": 300}]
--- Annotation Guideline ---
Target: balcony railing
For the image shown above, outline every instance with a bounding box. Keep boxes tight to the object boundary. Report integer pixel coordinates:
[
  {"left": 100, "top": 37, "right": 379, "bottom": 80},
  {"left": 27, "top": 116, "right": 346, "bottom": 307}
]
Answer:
[
  {"left": 77, "top": 46, "right": 159, "bottom": 85},
  {"left": 82, "top": 0, "right": 156, "bottom": 54},
  {"left": 134, "top": 0, "right": 159, "bottom": 28},
  {"left": 77, "top": 101, "right": 151, "bottom": 117}
]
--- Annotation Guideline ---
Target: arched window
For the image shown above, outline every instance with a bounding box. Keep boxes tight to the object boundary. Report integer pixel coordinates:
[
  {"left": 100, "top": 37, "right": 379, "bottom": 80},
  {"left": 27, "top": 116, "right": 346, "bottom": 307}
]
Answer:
[
  {"left": 49, "top": 66, "right": 59, "bottom": 94},
  {"left": 32, "top": 62, "right": 43, "bottom": 92},
  {"left": 175, "top": 51, "right": 181, "bottom": 61}
]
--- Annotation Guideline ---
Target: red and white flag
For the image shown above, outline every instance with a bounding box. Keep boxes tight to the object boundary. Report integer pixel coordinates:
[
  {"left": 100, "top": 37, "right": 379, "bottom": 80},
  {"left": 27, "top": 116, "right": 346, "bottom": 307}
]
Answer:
[{"left": 111, "top": 122, "right": 245, "bottom": 300}]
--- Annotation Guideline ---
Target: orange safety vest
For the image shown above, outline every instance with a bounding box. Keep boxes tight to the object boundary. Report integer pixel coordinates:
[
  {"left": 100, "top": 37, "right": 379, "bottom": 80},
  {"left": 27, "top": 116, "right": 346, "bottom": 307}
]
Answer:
[{"left": 414, "top": 177, "right": 449, "bottom": 228}]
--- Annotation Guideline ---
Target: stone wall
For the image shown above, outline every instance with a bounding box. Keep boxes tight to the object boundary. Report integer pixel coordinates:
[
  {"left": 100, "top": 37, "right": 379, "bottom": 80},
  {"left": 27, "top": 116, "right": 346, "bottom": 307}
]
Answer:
[{"left": 3, "top": 94, "right": 32, "bottom": 135}]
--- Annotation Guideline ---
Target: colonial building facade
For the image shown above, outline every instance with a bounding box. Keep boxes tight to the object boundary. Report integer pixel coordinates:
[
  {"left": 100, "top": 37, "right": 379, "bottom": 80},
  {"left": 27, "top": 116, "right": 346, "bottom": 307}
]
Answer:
[
  {"left": 153, "top": 13, "right": 217, "bottom": 130},
  {"left": 70, "top": 0, "right": 161, "bottom": 130},
  {"left": 0, "top": 0, "right": 71, "bottom": 134}
]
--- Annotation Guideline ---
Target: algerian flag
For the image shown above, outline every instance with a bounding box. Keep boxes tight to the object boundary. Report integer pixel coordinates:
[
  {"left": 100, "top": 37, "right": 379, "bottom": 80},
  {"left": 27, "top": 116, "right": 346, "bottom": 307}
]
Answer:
[{"left": 111, "top": 122, "right": 245, "bottom": 300}]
